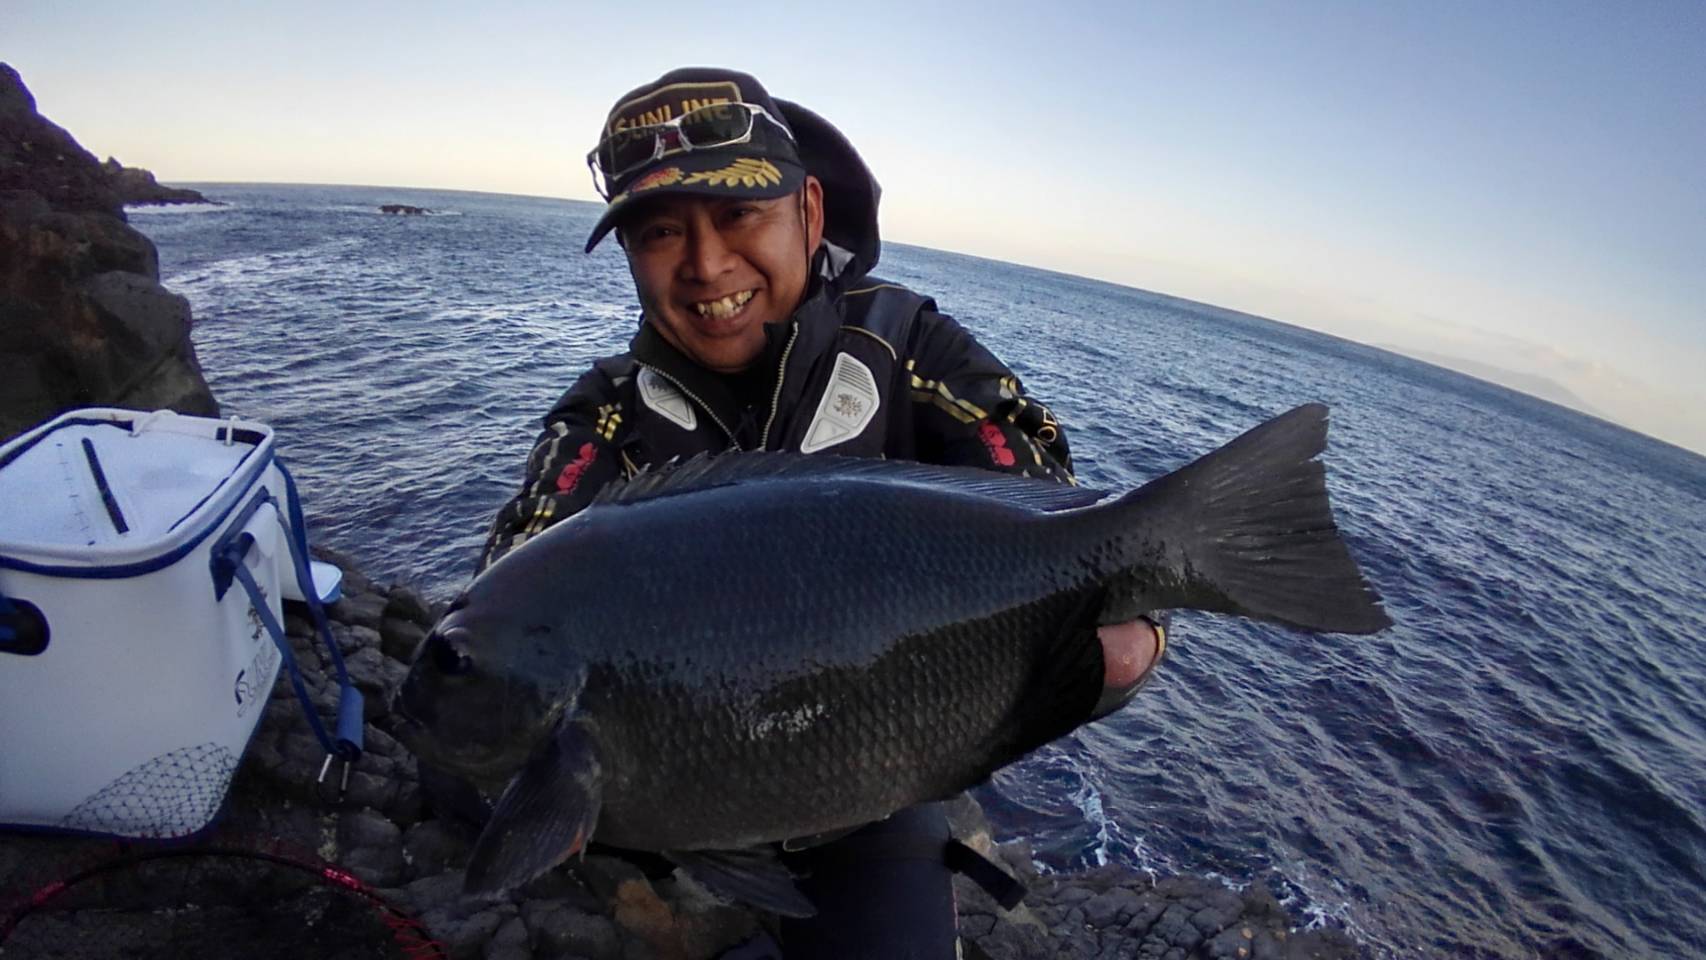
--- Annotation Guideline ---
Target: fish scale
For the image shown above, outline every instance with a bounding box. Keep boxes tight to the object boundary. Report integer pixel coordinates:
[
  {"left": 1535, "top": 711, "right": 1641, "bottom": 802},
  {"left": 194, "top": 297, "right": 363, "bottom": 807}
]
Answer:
[
  {"left": 556, "top": 481, "right": 1096, "bottom": 850},
  {"left": 393, "top": 404, "right": 1392, "bottom": 908}
]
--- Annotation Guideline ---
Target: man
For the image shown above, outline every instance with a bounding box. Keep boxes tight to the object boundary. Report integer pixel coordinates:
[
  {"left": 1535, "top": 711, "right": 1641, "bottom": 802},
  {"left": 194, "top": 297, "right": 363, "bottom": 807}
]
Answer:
[{"left": 479, "top": 67, "right": 1162, "bottom": 958}]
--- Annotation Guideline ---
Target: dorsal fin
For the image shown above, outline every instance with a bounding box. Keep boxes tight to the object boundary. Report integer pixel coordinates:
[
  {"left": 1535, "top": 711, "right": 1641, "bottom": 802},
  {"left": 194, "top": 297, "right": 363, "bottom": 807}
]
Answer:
[{"left": 592, "top": 451, "right": 1108, "bottom": 513}]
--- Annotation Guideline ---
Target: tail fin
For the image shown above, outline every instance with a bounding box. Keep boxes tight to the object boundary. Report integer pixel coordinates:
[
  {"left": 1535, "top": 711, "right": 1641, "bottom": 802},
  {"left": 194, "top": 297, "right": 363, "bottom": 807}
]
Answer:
[{"left": 1108, "top": 404, "right": 1392, "bottom": 634}]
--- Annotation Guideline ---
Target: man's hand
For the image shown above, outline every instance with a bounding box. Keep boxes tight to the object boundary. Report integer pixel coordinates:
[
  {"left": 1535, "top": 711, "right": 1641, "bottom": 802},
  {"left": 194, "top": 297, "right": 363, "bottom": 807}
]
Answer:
[{"left": 1097, "top": 619, "right": 1164, "bottom": 689}]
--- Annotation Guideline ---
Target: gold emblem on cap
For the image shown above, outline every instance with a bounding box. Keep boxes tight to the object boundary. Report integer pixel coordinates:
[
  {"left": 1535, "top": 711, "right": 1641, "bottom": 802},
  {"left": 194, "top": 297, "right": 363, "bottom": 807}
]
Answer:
[
  {"left": 632, "top": 166, "right": 684, "bottom": 193},
  {"left": 682, "top": 158, "right": 782, "bottom": 189}
]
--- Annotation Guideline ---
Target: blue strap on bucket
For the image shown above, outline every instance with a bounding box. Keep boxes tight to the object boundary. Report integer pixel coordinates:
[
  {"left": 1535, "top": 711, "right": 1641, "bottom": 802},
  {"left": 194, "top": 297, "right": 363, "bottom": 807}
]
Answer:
[
  {"left": 210, "top": 460, "right": 363, "bottom": 795},
  {"left": 0, "top": 590, "right": 15, "bottom": 645}
]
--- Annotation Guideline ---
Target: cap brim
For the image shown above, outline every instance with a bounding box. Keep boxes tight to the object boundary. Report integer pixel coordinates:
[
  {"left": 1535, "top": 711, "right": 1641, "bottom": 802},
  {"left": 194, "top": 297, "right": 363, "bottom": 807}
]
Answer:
[{"left": 584, "top": 153, "right": 806, "bottom": 253}]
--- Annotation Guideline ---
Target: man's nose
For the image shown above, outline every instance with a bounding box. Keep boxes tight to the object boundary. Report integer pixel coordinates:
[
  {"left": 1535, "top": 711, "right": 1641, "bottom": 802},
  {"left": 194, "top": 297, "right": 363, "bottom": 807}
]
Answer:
[{"left": 682, "top": 221, "right": 736, "bottom": 282}]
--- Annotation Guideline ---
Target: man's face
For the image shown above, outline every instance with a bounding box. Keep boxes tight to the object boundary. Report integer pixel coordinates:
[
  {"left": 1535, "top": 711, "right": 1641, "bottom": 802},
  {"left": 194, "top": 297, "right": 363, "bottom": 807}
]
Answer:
[{"left": 620, "top": 176, "right": 824, "bottom": 374}]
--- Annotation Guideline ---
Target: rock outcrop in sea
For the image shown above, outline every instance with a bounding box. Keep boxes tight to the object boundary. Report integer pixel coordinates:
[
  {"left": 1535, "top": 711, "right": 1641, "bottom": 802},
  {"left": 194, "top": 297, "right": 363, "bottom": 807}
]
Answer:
[
  {"left": 100, "top": 157, "right": 214, "bottom": 206},
  {"left": 0, "top": 62, "right": 218, "bottom": 444}
]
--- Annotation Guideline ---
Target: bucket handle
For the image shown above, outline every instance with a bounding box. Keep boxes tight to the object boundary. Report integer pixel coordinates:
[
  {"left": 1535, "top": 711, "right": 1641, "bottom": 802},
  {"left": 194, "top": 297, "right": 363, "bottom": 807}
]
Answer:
[
  {"left": 210, "top": 470, "right": 363, "bottom": 789},
  {"left": 0, "top": 590, "right": 50, "bottom": 656},
  {"left": 127, "top": 409, "right": 180, "bottom": 437}
]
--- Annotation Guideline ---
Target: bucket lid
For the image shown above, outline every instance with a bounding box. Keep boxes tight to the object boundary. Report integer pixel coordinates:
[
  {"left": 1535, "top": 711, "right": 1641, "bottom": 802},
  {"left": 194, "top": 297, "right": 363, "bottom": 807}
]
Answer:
[{"left": 0, "top": 409, "right": 275, "bottom": 567}]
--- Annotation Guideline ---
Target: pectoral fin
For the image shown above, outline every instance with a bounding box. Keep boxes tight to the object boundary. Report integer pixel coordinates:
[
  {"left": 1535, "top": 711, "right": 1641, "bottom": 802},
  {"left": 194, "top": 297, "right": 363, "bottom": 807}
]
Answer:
[
  {"left": 464, "top": 717, "right": 603, "bottom": 897},
  {"left": 666, "top": 847, "right": 816, "bottom": 918}
]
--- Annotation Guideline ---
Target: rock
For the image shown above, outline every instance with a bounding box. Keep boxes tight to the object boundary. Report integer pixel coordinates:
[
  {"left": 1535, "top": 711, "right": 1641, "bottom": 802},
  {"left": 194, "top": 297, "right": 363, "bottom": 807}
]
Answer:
[
  {"left": 0, "top": 529, "right": 1369, "bottom": 960},
  {"left": 330, "top": 590, "right": 389, "bottom": 632},
  {"left": 613, "top": 876, "right": 684, "bottom": 960},
  {"left": 524, "top": 902, "right": 623, "bottom": 960},
  {"left": 364, "top": 722, "right": 409, "bottom": 762},
  {"left": 313, "top": 544, "right": 376, "bottom": 597},
  {"left": 485, "top": 915, "right": 531, "bottom": 960},
  {"left": 1057, "top": 886, "right": 1096, "bottom": 904},
  {"left": 570, "top": 853, "right": 654, "bottom": 903},
  {"left": 387, "top": 583, "right": 439, "bottom": 626},
  {"left": 284, "top": 609, "right": 316, "bottom": 639},
  {"left": 101, "top": 157, "right": 213, "bottom": 205},
  {"left": 341, "top": 638, "right": 408, "bottom": 722},
  {"left": 387, "top": 869, "right": 467, "bottom": 918},
  {"left": 656, "top": 875, "right": 757, "bottom": 960},
  {"left": 0, "top": 65, "right": 118, "bottom": 214},
  {"left": 0, "top": 62, "right": 217, "bottom": 443},
  {"left": 338, "top": 806, "right": 401, "bottom": 848},
  {"left": 342, "top": 839, "right": 407, "bottom": 888},
  {"left": 347, "top": 623, "right": 384, "bottom": 655},
  {"left": 404, "top": 819, "right": 471, "bottom": 880},
  {"left": 430, "top": 905, "right": 518, "bottom": 960},
  {"left": 382, "top": 614, "right": 429, "bottom": 662},
  {"left": 995, "top": 838, "right": 1040, "bottom": 882},
  {"left": 1083, "top": 886, "right": 1142, "bottom": 928}
]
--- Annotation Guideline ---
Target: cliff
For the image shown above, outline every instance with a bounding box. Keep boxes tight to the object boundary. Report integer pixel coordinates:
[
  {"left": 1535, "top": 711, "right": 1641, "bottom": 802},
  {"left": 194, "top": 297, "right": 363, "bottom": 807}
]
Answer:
[
  {"left": 0, "top": 62, "right": 218, "bottom": 443},
  {"left": 101, "top": 157, "right": 214, "bottom": 206}
]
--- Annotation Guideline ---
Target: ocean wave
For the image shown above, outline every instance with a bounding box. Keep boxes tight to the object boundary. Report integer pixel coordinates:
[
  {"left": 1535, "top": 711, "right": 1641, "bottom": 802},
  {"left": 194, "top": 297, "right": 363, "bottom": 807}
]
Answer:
[{"left": 137, "top": 184, "right": 1706, "bottom": 960}]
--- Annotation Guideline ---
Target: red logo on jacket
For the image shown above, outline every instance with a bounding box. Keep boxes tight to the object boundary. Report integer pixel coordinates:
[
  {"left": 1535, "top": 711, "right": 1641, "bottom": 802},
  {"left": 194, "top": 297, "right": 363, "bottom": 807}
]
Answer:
[
  {"left": 978, "top": 421, "right": 1016, "bottom": 467},
  {"left": 556, "top": 443, "right": 599, "bottom": 494}
]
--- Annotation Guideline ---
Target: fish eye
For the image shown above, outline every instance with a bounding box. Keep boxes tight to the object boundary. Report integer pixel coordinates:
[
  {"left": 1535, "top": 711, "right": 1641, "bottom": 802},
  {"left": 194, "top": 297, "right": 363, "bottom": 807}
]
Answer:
[{"left": 428, "top": 628, "right": 477, "bottom": 676}]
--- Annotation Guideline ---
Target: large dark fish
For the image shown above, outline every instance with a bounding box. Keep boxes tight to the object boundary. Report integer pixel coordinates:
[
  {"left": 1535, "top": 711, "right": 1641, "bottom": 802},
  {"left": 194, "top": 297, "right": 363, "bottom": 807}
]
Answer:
[{"left": 394, "top": 404, "right": 1390, "bottom": 913}]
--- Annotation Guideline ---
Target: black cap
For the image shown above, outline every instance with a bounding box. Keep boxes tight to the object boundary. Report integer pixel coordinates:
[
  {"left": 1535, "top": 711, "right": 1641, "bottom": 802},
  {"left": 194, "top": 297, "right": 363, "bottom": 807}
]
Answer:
[{"left": 583, "top": 67, "right": 807, "bottom": 253}]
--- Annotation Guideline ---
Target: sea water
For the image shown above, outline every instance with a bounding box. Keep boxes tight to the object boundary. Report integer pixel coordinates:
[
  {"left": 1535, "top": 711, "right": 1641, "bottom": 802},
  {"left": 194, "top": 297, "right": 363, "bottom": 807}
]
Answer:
[{"left": 130, "top": 184, "right": 1706, "bottom": 958}]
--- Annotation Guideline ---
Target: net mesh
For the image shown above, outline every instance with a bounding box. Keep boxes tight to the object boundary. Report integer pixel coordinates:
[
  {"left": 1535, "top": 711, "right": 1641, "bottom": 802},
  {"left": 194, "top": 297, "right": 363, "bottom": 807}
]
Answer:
[
  {"left": 1, "top": 845, "right": 444, "bottom": 960},
  {"left": 58, "top": 743, "right": 239, "bottom": 838}
]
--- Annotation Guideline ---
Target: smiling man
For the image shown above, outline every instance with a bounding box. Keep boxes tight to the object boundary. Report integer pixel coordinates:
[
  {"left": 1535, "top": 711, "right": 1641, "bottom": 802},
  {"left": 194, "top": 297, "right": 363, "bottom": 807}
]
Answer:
[{"left": 477, "top": 67, "right": 1162, "bottom": 958}]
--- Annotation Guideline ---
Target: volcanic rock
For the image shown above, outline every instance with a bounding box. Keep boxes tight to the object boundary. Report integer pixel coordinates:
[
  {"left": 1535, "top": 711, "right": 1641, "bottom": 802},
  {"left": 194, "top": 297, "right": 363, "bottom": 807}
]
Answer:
[
  {"left": 0, "top": 561, "right": 1364, "bottom": 959},
  {"left": 102, "top": 157, "right": 213, "bottom": 206},
  {"left": 0, "top": 61, "right": 217, "bottom": 443}
]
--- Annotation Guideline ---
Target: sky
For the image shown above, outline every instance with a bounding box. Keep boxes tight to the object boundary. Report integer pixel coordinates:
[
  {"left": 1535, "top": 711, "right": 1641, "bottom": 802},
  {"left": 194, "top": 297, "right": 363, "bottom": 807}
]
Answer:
[{"left": 8, "top": 1, "right": 1705, "bottom": 453}]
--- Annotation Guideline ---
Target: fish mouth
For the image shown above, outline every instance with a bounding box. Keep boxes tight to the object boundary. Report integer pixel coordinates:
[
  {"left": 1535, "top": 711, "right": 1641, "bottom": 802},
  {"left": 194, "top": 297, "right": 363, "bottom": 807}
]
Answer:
[
  {"left": 390, "top": 680, "right": 560, "bottom": 783},
  {"left": 392, "top": 715, "right": 533, "bottom": 783},
  {"left": 689, "top": 289, "right": 755, "bottom": 321}
]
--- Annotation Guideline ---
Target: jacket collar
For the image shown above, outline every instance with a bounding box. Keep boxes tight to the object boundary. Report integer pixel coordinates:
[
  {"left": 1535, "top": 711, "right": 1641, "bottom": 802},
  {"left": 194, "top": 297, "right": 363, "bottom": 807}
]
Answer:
[{"left": 630, "top": 279, "right": 844, "bottom": 447}]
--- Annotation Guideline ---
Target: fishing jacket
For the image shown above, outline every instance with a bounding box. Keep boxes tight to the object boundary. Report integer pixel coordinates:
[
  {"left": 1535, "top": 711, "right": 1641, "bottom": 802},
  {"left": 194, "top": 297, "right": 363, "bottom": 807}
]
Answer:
[
  {"left": 478, "top": 270, "right": 1076, "bottom": 570},
  {"left": 479, "top": 97, "right": 1075, "bottom": 570}
]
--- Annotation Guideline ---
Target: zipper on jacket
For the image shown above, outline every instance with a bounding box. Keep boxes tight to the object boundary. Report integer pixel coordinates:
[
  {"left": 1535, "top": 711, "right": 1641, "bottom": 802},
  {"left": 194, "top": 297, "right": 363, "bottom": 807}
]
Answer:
[
  {"left": 638, "top": 363, "right": 737, "bottom": 447},
  {"left": 759, "top": 321, "right": 801, "bottom": 449}
]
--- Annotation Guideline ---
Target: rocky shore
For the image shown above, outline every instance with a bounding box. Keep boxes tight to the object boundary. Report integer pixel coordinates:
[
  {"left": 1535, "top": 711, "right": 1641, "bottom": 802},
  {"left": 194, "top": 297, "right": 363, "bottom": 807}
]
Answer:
[
  {"left": 0, "top": 61, "right": 1362, "bottom": 958},
  {"left": 0, "top": 62, "right": 218, "bottom": 443},
  {"left": 1, "top": 553, "right": 1359, "bottom": 959},
  {"left": 101, "top": 157, "right": 215, "bottom": 206}
]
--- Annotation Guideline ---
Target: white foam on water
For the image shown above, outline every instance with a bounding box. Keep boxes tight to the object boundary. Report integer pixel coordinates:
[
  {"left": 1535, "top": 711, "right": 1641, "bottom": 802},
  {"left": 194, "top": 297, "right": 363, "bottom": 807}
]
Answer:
[
  {"left": 1067, "top": 768, "right": 1111, "bottom": 867},
  {"left": 1270, "top": 860, "right": 1396, "bottom": 960},
  {"left": 1058, "top": 750, "right": 1174, "bottom": 878},
  {"left": 125, "top": 202, "right": 228, "bottom": 215}
]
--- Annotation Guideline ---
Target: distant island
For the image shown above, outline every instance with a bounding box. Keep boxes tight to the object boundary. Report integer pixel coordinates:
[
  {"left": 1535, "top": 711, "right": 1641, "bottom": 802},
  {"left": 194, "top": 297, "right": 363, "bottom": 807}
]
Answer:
[
  {"left": 102, "top": 158, "right": 216, "bottom": 206},
  {"left": 1378, "top": 345, "right": 1603, "bottom": 418}
]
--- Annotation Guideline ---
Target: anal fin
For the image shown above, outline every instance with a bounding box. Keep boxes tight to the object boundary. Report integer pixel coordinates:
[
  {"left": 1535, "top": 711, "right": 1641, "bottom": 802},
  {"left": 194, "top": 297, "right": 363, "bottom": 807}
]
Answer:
[
  {"left": 666, "top": 847, "right": 816, "bottom": 918},
  {"left": 465, "top": 717, "right": 603, "bottom": 896}
]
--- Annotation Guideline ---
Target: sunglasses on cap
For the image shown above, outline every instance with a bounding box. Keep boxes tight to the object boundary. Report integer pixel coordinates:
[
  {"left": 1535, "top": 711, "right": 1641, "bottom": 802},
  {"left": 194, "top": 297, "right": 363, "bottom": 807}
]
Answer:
[{"left": 586, "top": 102, "right": 794, "bottom": 200}]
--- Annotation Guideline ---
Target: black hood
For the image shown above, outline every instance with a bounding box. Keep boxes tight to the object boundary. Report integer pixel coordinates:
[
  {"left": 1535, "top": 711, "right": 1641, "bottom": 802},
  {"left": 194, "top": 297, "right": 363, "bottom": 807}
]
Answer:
[{"left": 775, "top": 98, "right": 882, "bottom": 286}]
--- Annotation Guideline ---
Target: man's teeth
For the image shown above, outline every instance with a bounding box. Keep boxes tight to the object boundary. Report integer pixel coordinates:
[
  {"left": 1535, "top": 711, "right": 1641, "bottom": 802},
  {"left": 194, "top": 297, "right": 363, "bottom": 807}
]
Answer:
[{"left": 693, "top": 290, "right": 755, "bottom": 319}]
